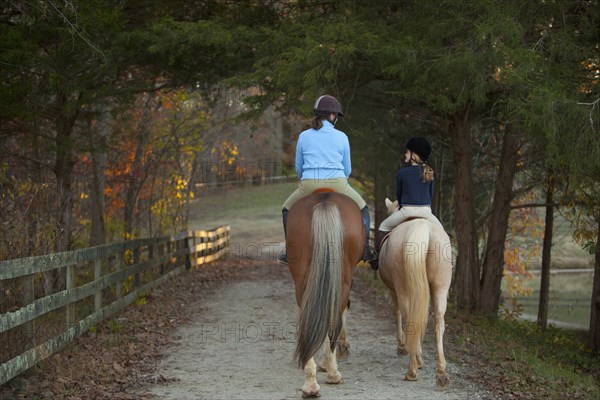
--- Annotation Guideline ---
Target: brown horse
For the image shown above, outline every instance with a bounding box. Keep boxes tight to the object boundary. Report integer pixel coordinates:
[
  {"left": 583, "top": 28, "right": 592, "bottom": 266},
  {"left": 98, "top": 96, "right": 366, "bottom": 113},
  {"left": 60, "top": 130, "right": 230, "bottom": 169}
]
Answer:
[
  {"left": 286, "top": 191, "right": 364, "bottom": 397},
  {"left": 378, "top": 198, "right": 453, "bottom": 388}
]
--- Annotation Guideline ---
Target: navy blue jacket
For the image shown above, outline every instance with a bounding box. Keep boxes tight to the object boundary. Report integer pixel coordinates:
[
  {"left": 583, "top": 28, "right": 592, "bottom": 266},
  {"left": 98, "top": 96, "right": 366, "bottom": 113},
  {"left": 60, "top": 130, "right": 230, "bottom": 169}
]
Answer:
[{"left": 396, "top": 165, "right": 434, "bottom": 206}]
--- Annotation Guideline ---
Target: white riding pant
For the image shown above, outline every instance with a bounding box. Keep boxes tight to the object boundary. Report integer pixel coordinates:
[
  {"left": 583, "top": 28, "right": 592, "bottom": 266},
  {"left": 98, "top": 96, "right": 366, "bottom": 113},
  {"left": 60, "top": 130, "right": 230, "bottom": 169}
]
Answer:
[
  {"left": 378, "top": 206, "right": 443, "bottom": 232},
  {"left": 282, "top": 178, "right": 366, "bottom": 210}
]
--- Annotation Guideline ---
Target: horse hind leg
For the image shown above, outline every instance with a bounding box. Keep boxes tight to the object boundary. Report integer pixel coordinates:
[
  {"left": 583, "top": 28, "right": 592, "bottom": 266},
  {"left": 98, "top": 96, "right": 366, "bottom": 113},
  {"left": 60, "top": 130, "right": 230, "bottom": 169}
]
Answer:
[
  {"left": 391, "top": 292, "right": 407, "bottom": 356},
  {"left": 396, "top": 308, "right": 408, "bottom": 356},
  {"left": 405, "top": 353, "right": 420, "bottom": 381},
  {"left": 417, "top": 330, "right": 427, "bottom": 369},
  {"left": 336, "top": 307, "right": 350, "bottom": 360},
  {"left": 433, "top": 291, "right": 450, "bottom": 389},
  {"left": 416, "top": 338, "right": 424, "bottom": 369},
  {"left": 318, "top": 308, "right": 349, "bottom": 372},
  {"left": 319, "top": 337, "right": 343, "bottom": 384},
  {"left": 404, "top": 320, "right": 427, "bottom": 381},
  {"left": 301, "top": 358, "right": 320, "bottom": 398},
  {"left": 404, "top": 322, "right": 424, "bottom": 381}
]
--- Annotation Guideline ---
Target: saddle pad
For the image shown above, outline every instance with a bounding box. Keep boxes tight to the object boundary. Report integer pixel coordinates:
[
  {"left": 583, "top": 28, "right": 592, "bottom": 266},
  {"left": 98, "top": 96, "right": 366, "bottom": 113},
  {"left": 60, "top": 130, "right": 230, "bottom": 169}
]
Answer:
[{"left": 312, "top": 188, "right": 335, "bottom": 194}]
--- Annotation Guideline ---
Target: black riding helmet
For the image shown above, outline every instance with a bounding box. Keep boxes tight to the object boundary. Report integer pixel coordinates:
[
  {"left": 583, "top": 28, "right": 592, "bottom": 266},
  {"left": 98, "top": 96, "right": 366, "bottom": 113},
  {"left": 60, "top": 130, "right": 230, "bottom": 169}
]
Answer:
[
  {"left": 406, "top": 137, "right": 432, "bottom": 162},
  {"left": 313, "top": 95, "right": 344, "bottom": 117}
]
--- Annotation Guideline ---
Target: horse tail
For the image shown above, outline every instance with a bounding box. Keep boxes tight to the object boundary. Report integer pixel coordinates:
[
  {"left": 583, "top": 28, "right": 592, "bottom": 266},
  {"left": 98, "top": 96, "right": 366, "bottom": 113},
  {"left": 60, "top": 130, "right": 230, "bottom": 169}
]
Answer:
[
  {"left": 294, "top": 200, "right": 344, "bottom": 368},
  {"left": 403, "top": 220, "right": 431, "bottom": 356}
]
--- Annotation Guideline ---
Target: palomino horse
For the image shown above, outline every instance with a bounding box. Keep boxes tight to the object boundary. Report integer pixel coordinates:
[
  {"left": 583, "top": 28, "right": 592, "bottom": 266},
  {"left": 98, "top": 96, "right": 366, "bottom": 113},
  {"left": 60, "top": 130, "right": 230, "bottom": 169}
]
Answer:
[
  {"left": 378, "top": 198, "right": 453, "bottom": 388},
  {"left": 286, "top": 191, "right": 364, "bottom": 397}
]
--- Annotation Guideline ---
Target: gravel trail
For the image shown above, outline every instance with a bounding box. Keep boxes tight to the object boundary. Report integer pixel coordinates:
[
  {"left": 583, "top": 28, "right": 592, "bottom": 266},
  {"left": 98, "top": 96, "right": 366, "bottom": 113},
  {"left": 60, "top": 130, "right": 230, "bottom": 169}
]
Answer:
[{"left": 139, "top": 263, "right": 484, "bottom": 399}]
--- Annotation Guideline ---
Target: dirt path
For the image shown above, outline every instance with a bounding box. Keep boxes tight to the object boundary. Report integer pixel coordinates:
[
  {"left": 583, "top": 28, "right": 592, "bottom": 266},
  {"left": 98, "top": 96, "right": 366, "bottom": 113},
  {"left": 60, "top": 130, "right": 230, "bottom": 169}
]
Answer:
[
  {"left": 137, "top": 262, "right": 484, "bottom": 399},
  {"left": 139, "top": 197, "right": 487, "bottom": 399}
]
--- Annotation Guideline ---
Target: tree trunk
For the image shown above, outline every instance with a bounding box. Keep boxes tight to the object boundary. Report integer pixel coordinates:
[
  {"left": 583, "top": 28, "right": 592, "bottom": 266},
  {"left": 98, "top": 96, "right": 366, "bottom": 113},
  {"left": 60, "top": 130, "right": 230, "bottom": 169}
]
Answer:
[
  {"left": 50, "top": 91, "right": 78, "bottom": 292},
  {"left": 124, "top": 136, "right": 147, "bottom": 237},
  {"left": 89, "top": 107, "right": 110, "bottom": 246},
  {"left": 54, "top": 134, "right": 76, "bottom": 253},
  {"left": 372, "top": 138, "right": 397, "bottom": 240},
  {"left": 450, "top": 109, "right": 480, "bottom": 310},
  {"left": 478, "top": 127, "right": 519, "bottom": 315},
  {"left": 589, "top": 218, "right": 600, "bottom": 351},
  {"left": 124, "top": 95, "right": 153, "bottom": 237},
  {"left": 433, "top": 144, "right": 445, "bottom": 223},
  {"left": 53, "top": 91, "right": 79, "bottom": 254},
  {"left": 184, "top": 156, "right": 200, "bottom": 230},
  {"left": 537, "top": 169, "right": 555, "bottom": 331}
]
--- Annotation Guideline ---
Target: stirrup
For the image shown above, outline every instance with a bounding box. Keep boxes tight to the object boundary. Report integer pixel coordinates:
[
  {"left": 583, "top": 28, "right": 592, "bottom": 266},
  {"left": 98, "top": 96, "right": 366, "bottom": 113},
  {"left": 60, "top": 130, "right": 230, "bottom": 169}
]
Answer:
[
  {"left": 368, "top": 257, "right": 379, "bottom": 271},
  {"left": 363, "top": 244, "right": 377, "bottom": 263}
]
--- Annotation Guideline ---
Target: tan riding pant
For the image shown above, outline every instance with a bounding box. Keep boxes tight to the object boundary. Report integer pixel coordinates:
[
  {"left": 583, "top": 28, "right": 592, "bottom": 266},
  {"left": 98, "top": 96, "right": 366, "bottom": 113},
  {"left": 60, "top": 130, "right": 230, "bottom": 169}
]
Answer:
[
  {"left": 283, "top": 178, "right": 366, "bottom": 210},
  {"left": 378, "top": 206, "right": 443, "bottom": 232}
]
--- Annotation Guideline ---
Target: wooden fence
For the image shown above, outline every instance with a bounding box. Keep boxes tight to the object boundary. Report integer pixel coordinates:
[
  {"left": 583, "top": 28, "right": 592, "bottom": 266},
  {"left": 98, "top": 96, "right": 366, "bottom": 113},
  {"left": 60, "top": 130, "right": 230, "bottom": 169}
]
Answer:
[{"left": 0, "top": 226, "right": 230, "bottom": 386}]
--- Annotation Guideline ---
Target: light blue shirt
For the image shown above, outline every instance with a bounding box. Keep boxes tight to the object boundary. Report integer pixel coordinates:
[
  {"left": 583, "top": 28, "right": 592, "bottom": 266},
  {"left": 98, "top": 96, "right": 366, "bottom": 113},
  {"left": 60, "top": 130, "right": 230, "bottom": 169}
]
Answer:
[{"left": 295, "top": 120, "right": 352, "bottom": 181}]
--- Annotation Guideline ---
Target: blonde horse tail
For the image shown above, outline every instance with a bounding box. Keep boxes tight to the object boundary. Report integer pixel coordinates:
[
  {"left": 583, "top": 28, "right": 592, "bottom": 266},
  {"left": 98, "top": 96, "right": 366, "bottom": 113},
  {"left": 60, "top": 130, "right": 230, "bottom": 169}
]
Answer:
[
  {"left": 294, "top": 200, "right": 344, "bottom": 368},
  {"left": 404, "top": 220, "right": 431, "bottom": 356}
]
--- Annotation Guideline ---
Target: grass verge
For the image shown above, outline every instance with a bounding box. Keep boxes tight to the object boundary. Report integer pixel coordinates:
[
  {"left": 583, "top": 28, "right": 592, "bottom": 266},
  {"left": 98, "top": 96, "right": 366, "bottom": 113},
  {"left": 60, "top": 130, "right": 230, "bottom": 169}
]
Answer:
[{"left": 190, "top": 182, "right": 297, "bottom": 223}]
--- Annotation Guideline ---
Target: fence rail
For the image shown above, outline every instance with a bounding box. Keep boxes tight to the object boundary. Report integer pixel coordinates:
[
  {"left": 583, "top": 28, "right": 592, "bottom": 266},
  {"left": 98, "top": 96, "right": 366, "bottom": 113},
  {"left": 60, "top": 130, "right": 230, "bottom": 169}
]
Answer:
[
  {"left": 509, "top": 297, "right": 590, "bottom": 308},
  {"left": 0, "top": 226, "right": 230, "bottom": 386}
]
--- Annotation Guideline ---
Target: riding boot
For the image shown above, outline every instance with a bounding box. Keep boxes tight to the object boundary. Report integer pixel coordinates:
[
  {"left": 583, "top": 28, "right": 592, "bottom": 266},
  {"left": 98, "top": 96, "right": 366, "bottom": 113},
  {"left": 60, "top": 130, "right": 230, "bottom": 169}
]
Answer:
[
  {"left": 369, "top": 230, "right": 387, "bottom": 271},
  {"left": 277, "top": 208, "right": 289, "bottom": 265},
  {"left": 361, "top": 206, "right": 376, "bottom": 262}
]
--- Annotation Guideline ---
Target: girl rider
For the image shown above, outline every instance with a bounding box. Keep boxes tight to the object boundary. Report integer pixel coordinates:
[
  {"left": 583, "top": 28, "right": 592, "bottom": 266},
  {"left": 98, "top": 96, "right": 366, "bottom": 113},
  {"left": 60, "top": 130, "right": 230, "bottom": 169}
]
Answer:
[
  {"left": 369, "top": 137, "right": 443, "bottom": 270},
  {"left": 278, "top": 95, "right": 375, "bottom": 264}
]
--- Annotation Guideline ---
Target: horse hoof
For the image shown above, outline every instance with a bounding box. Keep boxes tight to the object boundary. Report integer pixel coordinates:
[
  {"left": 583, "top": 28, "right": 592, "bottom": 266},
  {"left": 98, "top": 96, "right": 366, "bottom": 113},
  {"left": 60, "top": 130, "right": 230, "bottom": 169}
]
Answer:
[
  {"left": 326, "top": 372, "right": 343, "bottom": 385},
  {"left": 337, "top": 342, "right": 350, "bottom": 360},
  {"left": 436, "top": 374, "right": 450, "bottom": 389},
  {"left": 397, "top": 347, "right": 408, "bottom": 356},
  {"left": 301, "top": 384, "right": 321, "bottom": 398},
  {"left": 404, "top": 372, "right": 418, "bottom": 381}
]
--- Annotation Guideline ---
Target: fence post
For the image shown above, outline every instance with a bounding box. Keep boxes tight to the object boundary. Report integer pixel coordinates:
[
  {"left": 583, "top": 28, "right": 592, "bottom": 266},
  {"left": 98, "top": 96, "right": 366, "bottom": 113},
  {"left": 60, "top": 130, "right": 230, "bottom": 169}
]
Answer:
[
  {"left": 65, "top": 264, "right": 76, "bottom": 328},
  {"left": 184, "top": 233, "right": 192, "bottom": 271},
  {"left": 94, "top": 258, "right": 102, "bottom": 312},
  {"left": 148, "top": 244, "right": 155, "bottom": 277},
  {"left": 176, "top": 239, "right": 184, "bottom": 269},
  {"left": 159, "top": 242, "right": 165, "bottom": 275},
  {"left": 23, "top": 274, "right": 36, "bottom": 348},
  {"left": 191, "top": 233, "right": 197, "bottom": 268},
  {"left": 115, "top": 251, "right": 123, "bottom": 299},
  {"left": 133, "top": 247, "right": 141, "bottom": 287},
  {"left": 166, "top": 241, "right": 173, "bottom": 270}
]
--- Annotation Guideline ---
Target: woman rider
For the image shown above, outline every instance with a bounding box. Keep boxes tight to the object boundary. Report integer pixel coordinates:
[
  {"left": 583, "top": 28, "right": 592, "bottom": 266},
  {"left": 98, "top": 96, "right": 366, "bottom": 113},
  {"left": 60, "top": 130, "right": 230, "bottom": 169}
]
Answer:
[{"left": 278, "top": 94, "right": 374, "bottom": 264}]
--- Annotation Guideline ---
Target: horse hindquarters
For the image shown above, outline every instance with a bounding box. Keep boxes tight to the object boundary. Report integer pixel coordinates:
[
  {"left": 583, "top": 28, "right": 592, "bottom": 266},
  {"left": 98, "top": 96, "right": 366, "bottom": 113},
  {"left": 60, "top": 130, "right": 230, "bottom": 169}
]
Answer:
[{"left": 287, "top": 193, "right": 363, "bottom": 397}]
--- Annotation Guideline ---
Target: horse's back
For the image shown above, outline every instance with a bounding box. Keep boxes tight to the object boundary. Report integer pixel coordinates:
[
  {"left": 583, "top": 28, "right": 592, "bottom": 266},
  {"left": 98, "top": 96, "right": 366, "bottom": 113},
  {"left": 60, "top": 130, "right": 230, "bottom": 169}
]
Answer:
[
  {"left": 381, "top": 218, "right": 450, "bottom": 259},
  {"left": 287, "top": 192, "right": 364, "bottom": 245},
  {"left": 288, "top": 192, "right": 360, "bottom": 220}
]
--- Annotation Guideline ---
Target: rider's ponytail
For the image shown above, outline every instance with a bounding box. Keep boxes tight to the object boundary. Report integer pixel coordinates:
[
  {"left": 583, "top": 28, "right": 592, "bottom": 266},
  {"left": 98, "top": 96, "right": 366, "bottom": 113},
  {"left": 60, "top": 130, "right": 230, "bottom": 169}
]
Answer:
[
  {"left": 312, "top": 116, "right": 324, "bottom": 130},
  {"left": 422, "top": 164, "right": 434, "bottom": 182},
  {"left": 411, "top": 152, "right": 434, "bottom": 183}
]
